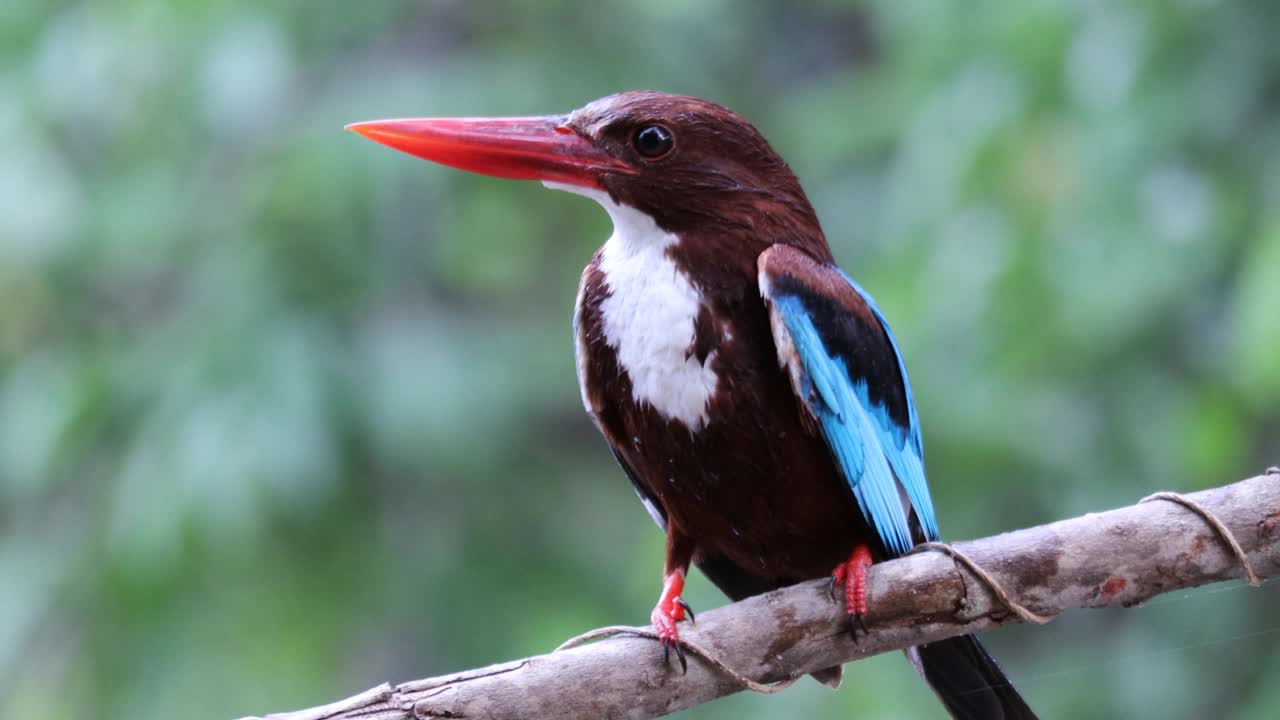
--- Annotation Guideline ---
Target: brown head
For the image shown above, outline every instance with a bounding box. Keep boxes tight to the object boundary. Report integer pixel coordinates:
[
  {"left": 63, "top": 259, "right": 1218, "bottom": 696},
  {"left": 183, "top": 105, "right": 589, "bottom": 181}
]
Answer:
[{"left": 347, "top": 92, "right": 833, "bottom": 279}]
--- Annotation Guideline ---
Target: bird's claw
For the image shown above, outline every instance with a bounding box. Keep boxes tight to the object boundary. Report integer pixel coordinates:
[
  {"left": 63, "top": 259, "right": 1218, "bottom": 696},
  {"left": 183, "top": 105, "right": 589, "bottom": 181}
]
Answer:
[
  {"left": 847, "top": 612, "right": 869, "bottom": 641},
  {"left": 661, "top": 636, "right": 688, "bottom": 673},
  {"left": 653, "top": 611, "right": 689, "bottom": 674},
  {"left": 676, "top": 598, "right": 696, "bottom": 624}
]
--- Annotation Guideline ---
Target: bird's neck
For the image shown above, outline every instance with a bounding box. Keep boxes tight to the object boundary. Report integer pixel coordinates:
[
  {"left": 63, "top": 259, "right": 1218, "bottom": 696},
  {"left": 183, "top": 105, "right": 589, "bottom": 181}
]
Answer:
[
  {"left": 557, "top": 180, "right": 831, "bottom": 430},
  {"left": 548, "top": 182, "right": 829, "bottom": 297}
]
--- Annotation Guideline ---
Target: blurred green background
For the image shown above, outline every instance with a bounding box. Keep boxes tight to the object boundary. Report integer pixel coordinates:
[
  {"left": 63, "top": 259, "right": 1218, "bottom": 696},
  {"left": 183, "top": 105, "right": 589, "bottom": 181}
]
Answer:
[{"left": 3, "top": 1, "right": 1279, "bottom": 718}]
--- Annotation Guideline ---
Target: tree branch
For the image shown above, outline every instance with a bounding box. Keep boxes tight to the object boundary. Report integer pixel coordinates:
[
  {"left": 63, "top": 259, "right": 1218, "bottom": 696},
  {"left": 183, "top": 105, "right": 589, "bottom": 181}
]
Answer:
[{"left": 239, "top": 472, "right": 1280, "bottom": 720}]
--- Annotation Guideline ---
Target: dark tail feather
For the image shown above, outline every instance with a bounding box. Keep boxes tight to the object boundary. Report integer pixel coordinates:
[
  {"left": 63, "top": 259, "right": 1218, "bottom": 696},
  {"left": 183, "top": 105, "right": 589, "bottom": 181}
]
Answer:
[{"left": 911, "top": 634, "right": 1037, "bottom": 720}]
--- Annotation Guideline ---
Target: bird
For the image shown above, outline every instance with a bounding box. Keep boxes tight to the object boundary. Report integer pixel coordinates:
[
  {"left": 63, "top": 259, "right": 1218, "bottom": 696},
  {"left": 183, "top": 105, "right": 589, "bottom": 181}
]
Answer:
[{"left": 347, "top": 91, "right": 1038, "bottom": 719}]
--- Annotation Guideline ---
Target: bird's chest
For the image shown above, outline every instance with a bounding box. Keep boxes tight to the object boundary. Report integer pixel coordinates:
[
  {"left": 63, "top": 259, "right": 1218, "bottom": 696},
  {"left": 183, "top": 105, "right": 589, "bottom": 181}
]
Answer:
[
  {"left": 572, "top": 240, "right": 864, "bottom": 576},
  {"left": 574, "top": 238, "right": 724, "bottom": 432},
  {"left": 574, "top": 248, "right": 862, "bottom": 577}
]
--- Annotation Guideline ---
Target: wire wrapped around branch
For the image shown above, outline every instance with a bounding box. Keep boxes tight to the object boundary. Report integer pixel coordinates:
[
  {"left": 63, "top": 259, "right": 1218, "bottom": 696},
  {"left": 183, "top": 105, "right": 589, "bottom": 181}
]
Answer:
[{"left": 239, "top": 472, "right": 1280, "bottom": 720}]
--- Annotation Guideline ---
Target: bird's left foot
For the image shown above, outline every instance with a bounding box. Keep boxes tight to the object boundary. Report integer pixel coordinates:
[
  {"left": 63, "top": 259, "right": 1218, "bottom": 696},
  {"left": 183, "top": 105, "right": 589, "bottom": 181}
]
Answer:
[
  {"left": 829, "top": 544, "right": 873, "bottom": 639},
  {"left": 651, "top": 571, "right": 694, "bottom": 673}
]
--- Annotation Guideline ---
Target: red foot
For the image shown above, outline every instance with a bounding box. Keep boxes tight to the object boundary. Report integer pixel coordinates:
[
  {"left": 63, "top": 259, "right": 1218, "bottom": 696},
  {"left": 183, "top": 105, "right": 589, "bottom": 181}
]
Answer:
[
  {"left": 651, "top": 571, "right": 694, "bottom": 672},
  {"left": 830, "top": 544, "right": 873, "bottom": 638}
]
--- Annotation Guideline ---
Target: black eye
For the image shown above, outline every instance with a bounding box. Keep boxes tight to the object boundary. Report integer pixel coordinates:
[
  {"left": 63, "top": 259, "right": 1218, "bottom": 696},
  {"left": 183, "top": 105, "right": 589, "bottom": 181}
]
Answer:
[{"left": 632, "top": 125, "right": 674, "bottom": 159}]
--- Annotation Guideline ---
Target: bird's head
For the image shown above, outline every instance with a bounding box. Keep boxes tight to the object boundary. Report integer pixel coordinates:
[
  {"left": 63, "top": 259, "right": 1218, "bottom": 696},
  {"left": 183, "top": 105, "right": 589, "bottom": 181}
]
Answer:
[{"left": 348, "top": 91, "right": 829, "bottom": 267}]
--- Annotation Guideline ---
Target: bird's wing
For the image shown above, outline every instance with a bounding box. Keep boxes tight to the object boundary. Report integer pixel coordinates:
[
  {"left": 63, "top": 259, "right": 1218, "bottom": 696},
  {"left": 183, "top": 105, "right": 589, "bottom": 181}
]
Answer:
[
  {"left": 758, "top": 245, "right": 938, "bottom": 557},
  {"left": 611, "top": 447, "right": 667, "bottom": 531}
]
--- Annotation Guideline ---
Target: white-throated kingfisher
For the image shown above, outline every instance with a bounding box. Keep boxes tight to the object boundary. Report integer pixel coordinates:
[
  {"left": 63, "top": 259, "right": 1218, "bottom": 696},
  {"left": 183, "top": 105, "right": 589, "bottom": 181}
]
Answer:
[{"left": 348, "top": 92, "right": 1037, "bottom": 719}]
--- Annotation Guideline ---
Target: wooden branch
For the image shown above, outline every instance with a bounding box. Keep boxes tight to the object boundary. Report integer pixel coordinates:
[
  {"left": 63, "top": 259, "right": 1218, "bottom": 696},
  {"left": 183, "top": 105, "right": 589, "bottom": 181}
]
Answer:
[{"left": 239, "top": 472, "right": 1280, "bottom": 720}]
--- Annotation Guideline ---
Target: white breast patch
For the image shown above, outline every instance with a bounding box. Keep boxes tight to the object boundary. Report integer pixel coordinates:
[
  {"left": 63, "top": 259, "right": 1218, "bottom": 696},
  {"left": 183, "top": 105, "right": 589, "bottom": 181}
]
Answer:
[{"left": 551, "top": 182, "right": 719, "bottom": 431}]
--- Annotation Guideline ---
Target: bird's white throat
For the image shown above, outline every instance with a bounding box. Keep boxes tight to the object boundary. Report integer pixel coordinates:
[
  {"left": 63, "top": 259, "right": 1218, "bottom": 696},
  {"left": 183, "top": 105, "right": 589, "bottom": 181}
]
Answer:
[{"left": 547, "top": 181, "right": 719, "bottom": 431}]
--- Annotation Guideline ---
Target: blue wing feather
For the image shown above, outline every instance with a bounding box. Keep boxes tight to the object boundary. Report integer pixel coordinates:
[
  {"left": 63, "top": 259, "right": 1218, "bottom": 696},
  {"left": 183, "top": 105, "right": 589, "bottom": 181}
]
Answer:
[
  {"left": 835, "top": 270, "right": 936, "bottom": 541},
  {"left": 761, "top": 247, "right": 938, "bottom": 557}
]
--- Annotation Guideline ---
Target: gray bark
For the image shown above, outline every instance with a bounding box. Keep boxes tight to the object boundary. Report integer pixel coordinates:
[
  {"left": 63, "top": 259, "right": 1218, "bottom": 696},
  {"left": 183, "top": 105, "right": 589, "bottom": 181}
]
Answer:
[{"left": 239, "top": 472, "right": 1280, "bottom": 720}]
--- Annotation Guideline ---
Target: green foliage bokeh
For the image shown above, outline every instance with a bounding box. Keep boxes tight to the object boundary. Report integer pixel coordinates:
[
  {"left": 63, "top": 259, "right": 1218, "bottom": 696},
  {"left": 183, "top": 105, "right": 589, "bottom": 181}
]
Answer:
[{"left": 2, "top": 1, "right": 1278, "bottom": 718}]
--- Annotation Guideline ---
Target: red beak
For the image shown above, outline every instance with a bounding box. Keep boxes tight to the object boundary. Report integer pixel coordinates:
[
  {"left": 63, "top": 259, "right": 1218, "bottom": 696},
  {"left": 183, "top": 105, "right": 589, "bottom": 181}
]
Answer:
[{"left": 345, "top": 115, "right": 633, "bottom": 188}]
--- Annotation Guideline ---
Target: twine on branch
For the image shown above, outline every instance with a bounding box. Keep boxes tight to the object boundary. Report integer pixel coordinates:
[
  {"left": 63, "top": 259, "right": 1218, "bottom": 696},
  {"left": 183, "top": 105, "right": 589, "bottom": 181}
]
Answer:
[
  {"left": 555, "top": 625, "right": 799, "bottom": 694},
  {"left": 555, "top": 477, "right": 1278, "bottom": 695},
  {"left": 239, "top": 473, "right": 1280, "bottom": 720},
  {"left": 908, "top": 541, "right": 1055, "bottom": 624},
  {"left": 1140, "top": 490, "right": 1263, "bottom": 587}
]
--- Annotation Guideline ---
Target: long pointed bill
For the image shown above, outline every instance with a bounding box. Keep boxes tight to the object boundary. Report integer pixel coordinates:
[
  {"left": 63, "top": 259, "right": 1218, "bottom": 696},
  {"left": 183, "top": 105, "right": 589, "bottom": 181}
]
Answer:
[{"left": 345, "top": 115, "right": 633, "bottom": 188}]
